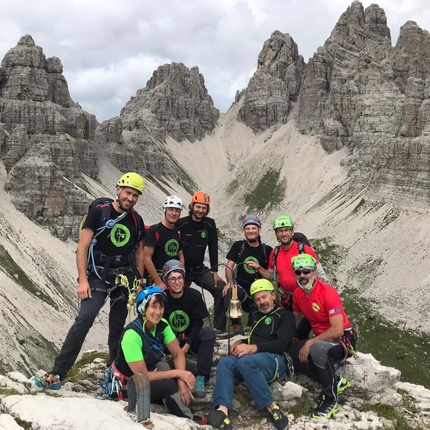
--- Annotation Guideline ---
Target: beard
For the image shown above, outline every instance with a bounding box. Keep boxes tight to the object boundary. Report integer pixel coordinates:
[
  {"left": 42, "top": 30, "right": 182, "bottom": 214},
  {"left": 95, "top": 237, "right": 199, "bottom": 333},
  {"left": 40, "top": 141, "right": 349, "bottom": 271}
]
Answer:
[
  {"left": 296, "top": 277, "right": 314, "bottom": 291},
  {"left": 258, "top": 303, "right": 273, "bottom": 314}
]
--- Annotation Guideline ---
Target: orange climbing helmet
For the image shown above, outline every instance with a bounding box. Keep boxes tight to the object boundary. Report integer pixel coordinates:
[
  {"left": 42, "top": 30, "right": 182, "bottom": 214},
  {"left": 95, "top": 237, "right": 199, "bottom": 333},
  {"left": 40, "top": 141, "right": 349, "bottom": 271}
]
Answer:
[{"left": 191, "top": 191, "right": 211, "bottom": 206}]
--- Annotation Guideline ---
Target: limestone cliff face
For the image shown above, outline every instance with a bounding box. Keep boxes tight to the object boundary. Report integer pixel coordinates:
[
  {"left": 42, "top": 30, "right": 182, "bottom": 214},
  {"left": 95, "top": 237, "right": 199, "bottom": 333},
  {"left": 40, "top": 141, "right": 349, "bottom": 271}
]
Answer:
[
  {"left": 296, "top": 1, "right": 430, "bottom": 202},
  {"left": 237, "top": 31, "right": 305, "bottom": 132},
  {"left": 0, "top": 35, "right": 98, "bottom": 238},
  {"left": 121, "top": 62, "right": 219, "bottom": 144}
]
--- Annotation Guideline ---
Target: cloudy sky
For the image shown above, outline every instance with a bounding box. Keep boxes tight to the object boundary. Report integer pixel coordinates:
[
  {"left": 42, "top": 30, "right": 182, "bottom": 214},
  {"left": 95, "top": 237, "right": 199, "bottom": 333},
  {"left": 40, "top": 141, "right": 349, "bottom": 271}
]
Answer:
[{"left": 1, "top": 0, "right": 429, "bottom": 122}]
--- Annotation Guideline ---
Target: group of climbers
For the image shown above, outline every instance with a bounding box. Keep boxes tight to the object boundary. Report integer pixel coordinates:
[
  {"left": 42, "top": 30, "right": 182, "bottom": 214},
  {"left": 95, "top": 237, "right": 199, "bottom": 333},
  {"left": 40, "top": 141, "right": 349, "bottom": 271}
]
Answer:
[{"left": 32, "top": 171, "right": 356, "bottom": 430}]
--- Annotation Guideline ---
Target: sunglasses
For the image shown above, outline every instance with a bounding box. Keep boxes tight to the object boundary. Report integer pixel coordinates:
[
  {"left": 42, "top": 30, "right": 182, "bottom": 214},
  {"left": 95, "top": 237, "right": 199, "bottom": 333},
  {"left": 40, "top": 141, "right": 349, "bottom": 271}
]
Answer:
[{"left": 294, "top": 269, "right": 313, "bottom": 276}]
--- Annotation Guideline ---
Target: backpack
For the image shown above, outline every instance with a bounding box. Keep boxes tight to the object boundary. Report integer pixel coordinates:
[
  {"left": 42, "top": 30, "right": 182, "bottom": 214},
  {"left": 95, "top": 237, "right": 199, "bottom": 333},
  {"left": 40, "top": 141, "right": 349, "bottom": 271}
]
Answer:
[{"left": 80, "top": 197, "right": 144, "bottom": 241}]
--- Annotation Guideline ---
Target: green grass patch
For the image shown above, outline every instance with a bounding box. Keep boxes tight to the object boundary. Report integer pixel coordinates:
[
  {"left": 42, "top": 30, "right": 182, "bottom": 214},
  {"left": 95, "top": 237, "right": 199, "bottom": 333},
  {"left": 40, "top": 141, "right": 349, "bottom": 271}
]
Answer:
[
  {"left": 380, "top": 208, "right": 400, "bottom": 229},
  {"left": 33, "top": 217, "right": 60, "bottom": 238},
  {"left": 358, "top": 404, "right": 413, "bottom": 430},
  {"left": 0, "top": 387, "right": 19, "bottom": 396},
  {"left": 243, "top": 169, "right": 285, "bottom": 212},
  {"left": 351, "top": 197, "right": 366, "bottom": 214},
  {"left": 287, "top": 391, "right": 314, "bottom": 417},
  {"left": 226, "top": 178, "right": 239, "bottom": 195},
  {"left": 0, "top": 244, "right": 57, "bottom": 308},
  {"left": 66, "top": 351, "right": 109, "bottom": 383},
  {"left": 14, "top": 418, "right": 32, "bottom": 430}
]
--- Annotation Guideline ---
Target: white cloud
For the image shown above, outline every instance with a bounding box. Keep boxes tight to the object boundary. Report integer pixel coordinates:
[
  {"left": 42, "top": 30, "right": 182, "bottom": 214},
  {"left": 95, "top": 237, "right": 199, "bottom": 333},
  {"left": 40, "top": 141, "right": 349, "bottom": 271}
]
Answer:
[{"left": 1, "top": 0, "right": 429, "bottom": 121}]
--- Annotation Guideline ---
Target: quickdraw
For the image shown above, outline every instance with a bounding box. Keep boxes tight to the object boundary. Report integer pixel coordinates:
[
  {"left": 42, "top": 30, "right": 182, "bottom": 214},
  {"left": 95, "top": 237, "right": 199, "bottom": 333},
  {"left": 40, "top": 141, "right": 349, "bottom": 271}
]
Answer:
[
  {"left": 96, "top": 363, "right": 128, "bottom": 400},
  {"left": 115, "top": 274, "right": 141, "bottom": 319}
]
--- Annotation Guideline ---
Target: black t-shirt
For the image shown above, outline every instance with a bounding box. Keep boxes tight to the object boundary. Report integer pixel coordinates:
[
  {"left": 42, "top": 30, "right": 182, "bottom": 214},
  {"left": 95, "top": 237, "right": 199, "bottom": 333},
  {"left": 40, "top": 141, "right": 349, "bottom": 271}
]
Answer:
[
  {"left": 164, "top": 288, "right": 208, "bottom": 346},
  {"left": 144, "top": 222, "right": 183, "bottom": 270},
  {"left": 226, "top": 240, "right": 273, "bottom": 291},
  {"left": 176, "top": 216, "right": 219, "bottom": 269},
  {"left": 83, "top": 204, "right": 145, "bottom": 260}
]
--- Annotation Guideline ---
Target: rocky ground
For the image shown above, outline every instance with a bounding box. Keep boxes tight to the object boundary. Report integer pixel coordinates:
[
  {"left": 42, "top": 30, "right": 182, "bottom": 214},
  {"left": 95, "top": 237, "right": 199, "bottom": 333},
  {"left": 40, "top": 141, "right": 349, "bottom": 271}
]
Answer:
[{"left": 1, "top": 335, "right": 430, "bottom": 430}]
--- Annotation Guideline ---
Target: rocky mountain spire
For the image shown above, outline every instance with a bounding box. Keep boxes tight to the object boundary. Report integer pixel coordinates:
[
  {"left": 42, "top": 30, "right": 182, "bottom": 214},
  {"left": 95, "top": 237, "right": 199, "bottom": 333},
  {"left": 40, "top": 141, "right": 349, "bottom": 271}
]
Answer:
[
  {"left": 0, "top": 35, "right": 98, "bottom": 238},
  {"left": 120, "top": 62, "right": 219, "bottom": 143},
  {"left": 294, "top": 1, "right": 430, "bottom": 202},
  {"left": 237, "top": 30, "right": 305, "bottom": 132}
]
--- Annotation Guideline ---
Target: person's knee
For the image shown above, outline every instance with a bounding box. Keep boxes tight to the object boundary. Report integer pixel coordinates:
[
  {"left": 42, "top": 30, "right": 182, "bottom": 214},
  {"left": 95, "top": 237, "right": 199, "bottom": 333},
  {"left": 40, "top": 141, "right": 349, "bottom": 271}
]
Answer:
[{"left": 200, "top": 326, "right": 216, "bottom": 341}]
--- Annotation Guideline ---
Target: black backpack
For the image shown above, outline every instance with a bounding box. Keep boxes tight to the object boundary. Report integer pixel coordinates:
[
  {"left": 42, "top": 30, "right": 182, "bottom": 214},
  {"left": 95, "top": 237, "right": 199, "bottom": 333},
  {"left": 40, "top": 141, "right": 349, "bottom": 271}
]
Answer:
[{"left": 79, "top": 197, "right": 144, "bottom": 242}]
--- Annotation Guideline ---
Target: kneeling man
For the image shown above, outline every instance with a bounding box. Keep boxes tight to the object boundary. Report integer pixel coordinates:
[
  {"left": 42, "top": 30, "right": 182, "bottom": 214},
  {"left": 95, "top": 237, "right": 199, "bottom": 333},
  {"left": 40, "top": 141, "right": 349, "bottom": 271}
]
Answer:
[{"left": 289, "top": 254, "right": 357, "bottom": 419}]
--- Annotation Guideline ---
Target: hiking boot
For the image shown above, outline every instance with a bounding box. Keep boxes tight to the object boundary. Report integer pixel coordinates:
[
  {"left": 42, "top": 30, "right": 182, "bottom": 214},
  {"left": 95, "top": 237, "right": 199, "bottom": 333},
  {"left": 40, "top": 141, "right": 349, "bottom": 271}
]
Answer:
[
  {"left": 336, "top": 375, "right": 351, "bottom": 395},
  {"left": 193, "top": 413, "right": 209, "bottom": 425},
  {"left": 193, "top": 375, "right": 206, "bottom": 398},
  {"left": 214, "top": 328, "right": 228, "bottom": 337},
  {"left": 232, "top": 324, "right": 244, "bottom": 335},
  {"left": 311, "top": 395, "right": 339, "bottom": 419},
  {"left": 208, "top": 409, "right": 233, "bottom": 429},
  {"left": 267, "top": 404, "right": 289, "bottom": 430},
  {"left": 32, "top": 372, "right": 64, "bottom": 390}
]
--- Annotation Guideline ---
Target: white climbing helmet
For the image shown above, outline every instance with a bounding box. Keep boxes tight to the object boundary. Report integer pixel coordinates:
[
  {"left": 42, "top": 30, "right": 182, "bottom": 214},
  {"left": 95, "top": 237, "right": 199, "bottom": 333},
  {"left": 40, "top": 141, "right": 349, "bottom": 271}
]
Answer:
[{"left": 163, "top": 195, "right": 183, "bottom": 210}]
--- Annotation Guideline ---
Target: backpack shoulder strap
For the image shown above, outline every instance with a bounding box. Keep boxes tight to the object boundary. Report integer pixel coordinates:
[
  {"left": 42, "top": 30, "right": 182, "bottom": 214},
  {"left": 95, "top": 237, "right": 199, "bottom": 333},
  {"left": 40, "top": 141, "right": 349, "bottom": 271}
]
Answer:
[
  {"left": 236, "top": 240, "right": 246, "bottom": 262},
  {"left": 272, "top": 245, "right": 280, "bottom": 271},
  {"left": 98, "top": 203, "right": 112, "bottom": 227},
  {"left": 298, "top": 241, "right": 305, "bottom": 254}
]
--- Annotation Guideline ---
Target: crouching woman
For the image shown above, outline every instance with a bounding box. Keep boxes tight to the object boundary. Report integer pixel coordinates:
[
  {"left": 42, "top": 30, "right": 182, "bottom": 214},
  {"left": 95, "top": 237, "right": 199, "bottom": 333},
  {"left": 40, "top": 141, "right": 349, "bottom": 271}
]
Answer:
[{"left": 112, "top": 286, "right": 203, "bottom": 422}]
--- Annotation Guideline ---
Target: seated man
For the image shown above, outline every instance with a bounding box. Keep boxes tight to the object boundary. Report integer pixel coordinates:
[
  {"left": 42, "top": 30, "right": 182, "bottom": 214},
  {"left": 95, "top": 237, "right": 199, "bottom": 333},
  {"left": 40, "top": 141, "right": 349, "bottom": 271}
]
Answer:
[
  {"left": 289, "top": 254, "right": 357, "bottom": 419},
  {"left": 111, "top": 286, "right": 207, "bottom": 425},
  {"left": 208, "top": 279, "right": 295, "bottom": 430},
  {"left": 162, "top": 259, "right": 216, "bottom": 399}
]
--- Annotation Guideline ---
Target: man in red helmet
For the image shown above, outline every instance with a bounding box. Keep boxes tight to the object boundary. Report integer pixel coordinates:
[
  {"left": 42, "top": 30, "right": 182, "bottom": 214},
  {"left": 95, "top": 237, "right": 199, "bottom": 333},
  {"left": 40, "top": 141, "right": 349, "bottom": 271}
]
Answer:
[{"left": 176, "top": 191, "right": 227, "bottom": 334}]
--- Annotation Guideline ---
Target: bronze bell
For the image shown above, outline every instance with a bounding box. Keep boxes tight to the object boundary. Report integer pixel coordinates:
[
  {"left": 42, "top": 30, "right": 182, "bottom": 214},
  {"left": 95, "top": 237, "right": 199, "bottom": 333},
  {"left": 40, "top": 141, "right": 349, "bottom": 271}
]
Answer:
[{"left": 226, "top": 284, "right": 243, "bottom": 319}]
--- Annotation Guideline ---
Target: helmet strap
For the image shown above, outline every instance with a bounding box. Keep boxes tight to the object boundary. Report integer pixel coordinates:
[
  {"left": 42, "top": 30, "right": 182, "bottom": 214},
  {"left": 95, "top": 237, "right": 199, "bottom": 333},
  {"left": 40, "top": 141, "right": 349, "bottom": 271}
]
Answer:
[{"left": 115, "top": 188, "right": 129, "bottom": 213}]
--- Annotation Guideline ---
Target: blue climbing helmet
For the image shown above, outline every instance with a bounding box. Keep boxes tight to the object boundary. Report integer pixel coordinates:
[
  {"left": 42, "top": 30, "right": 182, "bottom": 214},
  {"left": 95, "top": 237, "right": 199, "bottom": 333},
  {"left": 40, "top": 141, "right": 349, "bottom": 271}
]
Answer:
[{"left": 136, "top": 286, "right": 166, "bottom": 314}]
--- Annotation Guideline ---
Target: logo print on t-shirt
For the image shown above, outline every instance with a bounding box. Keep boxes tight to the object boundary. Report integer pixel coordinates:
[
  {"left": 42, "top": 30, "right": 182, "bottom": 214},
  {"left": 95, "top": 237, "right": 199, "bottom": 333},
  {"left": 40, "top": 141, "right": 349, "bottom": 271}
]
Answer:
[
  {"left": 264, "top": 317, "right": 272, "bottom": 325},
  {"left": 200, "top": 231, "right": 207, "bottom": 238},
  {"left": 110, "top": 224, "right": 131, "bottom": 247},
  {"left": 312, "top": 302, "right": 321, "bottom": 312},
  {"left": 244, "top": 256, "right": 259, "bottom": 274},
  {"left": 165, "top": 239, "right": 179, "bottom": 256},
  {"left": 169, "top": 310, "right": 190, "bottom": 332}
]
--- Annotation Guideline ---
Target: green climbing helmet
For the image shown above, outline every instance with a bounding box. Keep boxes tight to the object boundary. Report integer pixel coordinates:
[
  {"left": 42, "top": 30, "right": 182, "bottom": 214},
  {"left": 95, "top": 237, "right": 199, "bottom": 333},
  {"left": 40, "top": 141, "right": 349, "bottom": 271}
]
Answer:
[
  {"left": 250, "top": 279, "right": 275, "bottom": 296},
  {"left": 291, "top": 254, "right": 317, "bottom": 270},
  {"left": 273, "top": 215, "right": 294, "bottom": 230}
]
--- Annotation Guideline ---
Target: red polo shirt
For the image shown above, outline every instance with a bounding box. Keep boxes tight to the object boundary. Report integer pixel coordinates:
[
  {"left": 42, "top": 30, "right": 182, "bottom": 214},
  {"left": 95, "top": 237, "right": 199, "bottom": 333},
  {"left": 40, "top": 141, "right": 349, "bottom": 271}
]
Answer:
[{"left": 292, "top": 280, "right": 351, "bottom": 335}]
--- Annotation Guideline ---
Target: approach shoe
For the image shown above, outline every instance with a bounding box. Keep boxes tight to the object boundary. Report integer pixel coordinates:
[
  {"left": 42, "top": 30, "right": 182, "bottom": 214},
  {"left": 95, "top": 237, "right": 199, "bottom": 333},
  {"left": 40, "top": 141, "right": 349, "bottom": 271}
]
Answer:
[
  {"left": 311, "top": 395, "right": 339, "bottom": 419},
  {"left": 193, "top": 375, "right": 206, "bottom": 398},
  {"left": 337, "top": 375, "right": 351, "bottom": 395},
  {"left": 214, "top": 328, "right": 228, "bottom": 337},
  {"left": 193, "top": 413, "right": 209, "bottom": 425},
  {"left": 232, "top": 324, "right": 244, "bottom": 335},
  {"left": 208, "top": 409, "right": 233, "bottom": 430},
  {"left": 267, "top": 404, "right": 289, "bottom": 430},
  {"left": 32, "top": 372, "right": 64, "bottom": 390}
]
